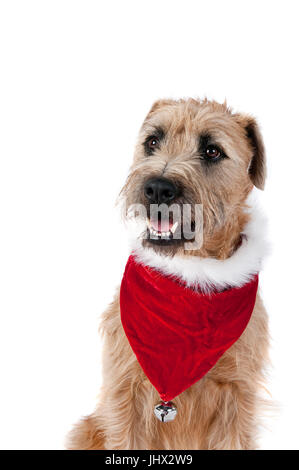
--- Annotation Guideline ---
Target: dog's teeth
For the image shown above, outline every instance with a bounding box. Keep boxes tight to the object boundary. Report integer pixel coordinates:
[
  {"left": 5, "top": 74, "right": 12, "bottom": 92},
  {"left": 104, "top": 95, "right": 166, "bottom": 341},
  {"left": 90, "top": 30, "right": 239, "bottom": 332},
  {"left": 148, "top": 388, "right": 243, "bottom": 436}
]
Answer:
[
  {"left": 170, "top": 222, "right": 179, "bottom": 234},
  {"left": 159, "top": 231, "right": 171, "bottom": 239}
]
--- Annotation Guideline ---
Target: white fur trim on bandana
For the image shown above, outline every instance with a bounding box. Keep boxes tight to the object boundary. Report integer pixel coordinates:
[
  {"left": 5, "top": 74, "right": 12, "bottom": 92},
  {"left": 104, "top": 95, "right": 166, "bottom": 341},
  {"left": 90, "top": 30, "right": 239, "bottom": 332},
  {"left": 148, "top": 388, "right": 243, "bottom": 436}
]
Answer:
[{"left": 129, "top": 192, "right": 269, "bottom": 292}]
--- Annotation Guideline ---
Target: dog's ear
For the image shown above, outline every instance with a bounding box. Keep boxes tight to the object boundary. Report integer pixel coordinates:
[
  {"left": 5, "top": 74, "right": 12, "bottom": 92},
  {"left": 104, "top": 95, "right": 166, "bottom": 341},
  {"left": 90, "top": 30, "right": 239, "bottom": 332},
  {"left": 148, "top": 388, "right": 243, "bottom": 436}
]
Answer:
[
  {"left": 235, "top": 114, "right": 266, "bottom": 190},
  {"left": 146, "top": 99, "right": 174, "bottom": 117}
]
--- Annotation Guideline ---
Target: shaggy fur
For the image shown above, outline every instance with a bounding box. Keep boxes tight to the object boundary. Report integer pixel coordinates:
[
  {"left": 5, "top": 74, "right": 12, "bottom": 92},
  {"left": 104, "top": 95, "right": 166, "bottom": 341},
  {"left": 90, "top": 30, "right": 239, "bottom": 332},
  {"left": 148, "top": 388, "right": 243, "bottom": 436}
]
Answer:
[{"left": 67, "top": 98, "right": 269, "bottom": 450}]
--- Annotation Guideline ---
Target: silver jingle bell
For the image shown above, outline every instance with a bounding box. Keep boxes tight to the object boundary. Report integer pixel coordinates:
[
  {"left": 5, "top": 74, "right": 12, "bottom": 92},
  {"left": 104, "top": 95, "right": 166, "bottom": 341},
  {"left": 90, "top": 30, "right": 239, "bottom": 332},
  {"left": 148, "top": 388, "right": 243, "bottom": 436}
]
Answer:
[{"left": 154, "top": 401, "right": 177, "bottom": 422}]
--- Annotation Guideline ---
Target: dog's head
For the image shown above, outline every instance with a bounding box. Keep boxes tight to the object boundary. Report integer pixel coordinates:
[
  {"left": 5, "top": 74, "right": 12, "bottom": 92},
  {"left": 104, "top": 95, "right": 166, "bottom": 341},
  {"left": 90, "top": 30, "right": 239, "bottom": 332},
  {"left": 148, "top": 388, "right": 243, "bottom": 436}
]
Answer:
[{"left": 121, "top": 98, "right": 266, "bottom": 258}]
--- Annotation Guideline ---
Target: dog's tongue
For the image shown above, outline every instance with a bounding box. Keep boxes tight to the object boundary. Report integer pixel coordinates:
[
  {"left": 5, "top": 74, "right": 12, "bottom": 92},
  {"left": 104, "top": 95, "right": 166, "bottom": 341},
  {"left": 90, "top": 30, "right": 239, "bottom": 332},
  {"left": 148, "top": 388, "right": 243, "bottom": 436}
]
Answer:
[{"left": 151, "top": 219, "right": 173, "bottom": 232}]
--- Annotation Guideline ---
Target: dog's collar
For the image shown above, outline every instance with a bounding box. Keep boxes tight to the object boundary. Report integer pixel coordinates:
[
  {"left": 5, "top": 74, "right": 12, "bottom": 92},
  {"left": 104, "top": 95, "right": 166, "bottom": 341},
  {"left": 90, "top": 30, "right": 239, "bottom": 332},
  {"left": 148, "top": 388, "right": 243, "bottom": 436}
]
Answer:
[
  {"left": 120, "top": 255, "right": 259, "bottom": 415},
  {"left": 130, "top": 198, "right": 268, "bottom": 293}
]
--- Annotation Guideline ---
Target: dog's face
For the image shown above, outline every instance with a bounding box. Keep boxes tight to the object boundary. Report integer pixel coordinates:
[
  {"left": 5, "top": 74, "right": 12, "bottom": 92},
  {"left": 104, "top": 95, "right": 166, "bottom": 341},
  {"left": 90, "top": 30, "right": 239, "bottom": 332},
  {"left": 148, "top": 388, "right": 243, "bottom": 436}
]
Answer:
[{"left": 121, "top": 98, "right": 265, "bottom": 257}]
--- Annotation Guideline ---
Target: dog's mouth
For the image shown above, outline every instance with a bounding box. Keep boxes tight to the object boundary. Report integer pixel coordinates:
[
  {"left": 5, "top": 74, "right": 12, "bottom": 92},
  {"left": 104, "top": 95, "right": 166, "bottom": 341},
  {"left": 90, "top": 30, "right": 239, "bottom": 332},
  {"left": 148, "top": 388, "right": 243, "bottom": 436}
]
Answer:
[
  {"left": 144, "top": 214, "right": 196, "bottom": 247},
  {"left": 146, "top": 217, "right": 178, "bottom": 240}
]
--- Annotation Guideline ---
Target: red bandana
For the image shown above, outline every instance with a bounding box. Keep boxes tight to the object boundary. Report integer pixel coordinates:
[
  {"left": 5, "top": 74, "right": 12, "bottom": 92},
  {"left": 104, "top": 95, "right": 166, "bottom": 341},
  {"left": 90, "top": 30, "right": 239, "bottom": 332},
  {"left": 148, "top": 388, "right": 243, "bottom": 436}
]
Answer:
[{"left": 120, "top": 255, "right": 258, "bottom": 402}]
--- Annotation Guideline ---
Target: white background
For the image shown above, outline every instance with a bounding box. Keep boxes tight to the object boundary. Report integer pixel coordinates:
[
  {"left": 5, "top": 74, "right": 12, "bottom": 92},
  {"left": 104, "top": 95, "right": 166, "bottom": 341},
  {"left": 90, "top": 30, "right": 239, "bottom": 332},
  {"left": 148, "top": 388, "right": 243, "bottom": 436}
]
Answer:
[{"left": 0, "top": 0, "right": 298, "bottom": 450}]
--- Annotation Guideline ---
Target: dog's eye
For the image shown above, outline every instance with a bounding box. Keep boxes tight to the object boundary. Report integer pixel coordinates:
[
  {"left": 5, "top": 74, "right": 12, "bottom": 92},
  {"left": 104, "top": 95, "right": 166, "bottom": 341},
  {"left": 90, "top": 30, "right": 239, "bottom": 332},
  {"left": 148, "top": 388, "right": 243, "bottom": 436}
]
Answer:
[
  {"left": 144, "top": 136, "right": 160, "bottom": 155},
  {"left": 147, "top": 137, "right": 159, "bottom": 150},
  {"left": 205, "top": 145, "right": 221, "bottom": 160}
]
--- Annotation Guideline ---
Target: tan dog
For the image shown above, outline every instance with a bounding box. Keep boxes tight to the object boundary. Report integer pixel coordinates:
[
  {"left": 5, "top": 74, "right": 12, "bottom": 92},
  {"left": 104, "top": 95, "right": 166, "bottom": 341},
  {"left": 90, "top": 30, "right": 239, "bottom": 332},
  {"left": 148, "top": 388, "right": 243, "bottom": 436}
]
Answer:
[{"left": 67, "top": 98, "right": 269, "bottom": 450}]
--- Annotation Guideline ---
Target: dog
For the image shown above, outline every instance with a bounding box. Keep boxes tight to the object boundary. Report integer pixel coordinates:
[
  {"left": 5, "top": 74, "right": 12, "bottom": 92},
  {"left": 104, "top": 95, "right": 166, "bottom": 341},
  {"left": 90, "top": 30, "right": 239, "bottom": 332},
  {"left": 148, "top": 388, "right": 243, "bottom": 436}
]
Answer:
[{"left": 67, "top": 98, "right": 269, "bottom": 450}]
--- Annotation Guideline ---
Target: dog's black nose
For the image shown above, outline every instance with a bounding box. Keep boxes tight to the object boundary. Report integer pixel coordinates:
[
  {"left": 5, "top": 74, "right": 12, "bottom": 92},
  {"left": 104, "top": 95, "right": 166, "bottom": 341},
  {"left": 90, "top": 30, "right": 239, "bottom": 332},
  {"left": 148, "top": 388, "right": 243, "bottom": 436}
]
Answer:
[{"left": 144, "top": 177, "right": 178, "bottom": 204}]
